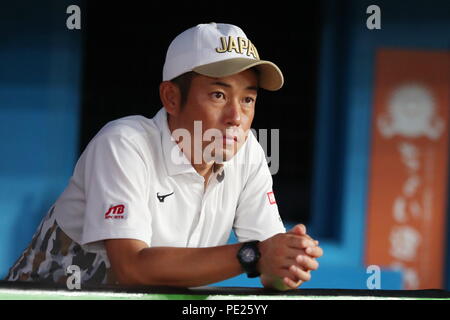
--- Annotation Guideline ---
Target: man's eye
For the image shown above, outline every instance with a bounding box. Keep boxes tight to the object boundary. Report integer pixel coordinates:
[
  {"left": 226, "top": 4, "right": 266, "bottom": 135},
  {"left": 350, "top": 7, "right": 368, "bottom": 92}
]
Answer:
[
  {"left": 244, "top": 97, "right": 255, "bottom": 104},
  {"left": 211, "top": 92, "right": 225, "bottom": 100}
]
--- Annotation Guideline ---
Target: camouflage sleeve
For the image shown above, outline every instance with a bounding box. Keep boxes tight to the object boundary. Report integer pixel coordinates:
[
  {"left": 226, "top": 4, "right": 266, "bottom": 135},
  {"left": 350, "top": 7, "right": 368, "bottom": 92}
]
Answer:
[{"left": 5, "top": 206, "right": 117, "bottom": 286}]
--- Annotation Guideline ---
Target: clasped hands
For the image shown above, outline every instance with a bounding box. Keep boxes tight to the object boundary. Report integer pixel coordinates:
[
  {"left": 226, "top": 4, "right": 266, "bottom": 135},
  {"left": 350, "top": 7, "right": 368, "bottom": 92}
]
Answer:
[{"left": 258, "top": 224, "right": 323, "bottom": 290}]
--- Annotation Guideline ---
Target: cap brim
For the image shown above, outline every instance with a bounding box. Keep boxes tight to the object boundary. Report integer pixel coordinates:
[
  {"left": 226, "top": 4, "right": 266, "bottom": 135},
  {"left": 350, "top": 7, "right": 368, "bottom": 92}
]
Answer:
[{"left": 192, "top": 58, "right": 284, "bottom": 91}]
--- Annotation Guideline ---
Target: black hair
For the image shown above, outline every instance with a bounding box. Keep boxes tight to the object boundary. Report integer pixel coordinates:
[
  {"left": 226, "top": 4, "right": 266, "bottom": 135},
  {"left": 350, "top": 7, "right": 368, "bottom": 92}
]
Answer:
[{"left": 170, "top": 71, "right": 197, "bottom": 108}]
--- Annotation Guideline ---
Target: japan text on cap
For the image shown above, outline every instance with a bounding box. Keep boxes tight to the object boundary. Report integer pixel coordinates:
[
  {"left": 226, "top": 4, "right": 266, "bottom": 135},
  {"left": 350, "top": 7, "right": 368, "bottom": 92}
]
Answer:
[{"left": 162, "top": 22, "right": 284, "bottom": 91}]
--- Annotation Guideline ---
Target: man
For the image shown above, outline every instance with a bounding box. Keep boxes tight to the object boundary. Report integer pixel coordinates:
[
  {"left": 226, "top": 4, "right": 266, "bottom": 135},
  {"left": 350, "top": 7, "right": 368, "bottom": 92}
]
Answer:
[{"left": 6, "top": 23, "right": 322, "bottom": 290}]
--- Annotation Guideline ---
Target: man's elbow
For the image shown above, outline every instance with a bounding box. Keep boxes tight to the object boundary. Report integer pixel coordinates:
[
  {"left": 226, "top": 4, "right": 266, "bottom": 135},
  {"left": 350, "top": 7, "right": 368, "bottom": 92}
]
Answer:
[
  {"left": 112, "top": 263, "right": 144, "bottom": 286},
  {"left": 111, "top": 257, "right": 173, "bottom": 286}
]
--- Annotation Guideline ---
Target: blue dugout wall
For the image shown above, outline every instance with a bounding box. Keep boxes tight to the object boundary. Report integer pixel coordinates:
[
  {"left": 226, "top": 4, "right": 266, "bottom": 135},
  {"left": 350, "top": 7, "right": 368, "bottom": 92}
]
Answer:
[{"left": 0, "top": 1, "right": 83, "bottom": 276}]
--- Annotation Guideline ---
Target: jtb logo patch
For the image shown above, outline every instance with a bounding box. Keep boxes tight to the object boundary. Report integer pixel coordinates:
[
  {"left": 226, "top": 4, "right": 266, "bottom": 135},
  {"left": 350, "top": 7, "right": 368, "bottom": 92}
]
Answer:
[
  {"left": 105, "top": 204, "right": 126, "bottom": 219},
  {"left": 267, "top": 191, "right": 276, "bottom": 205}
]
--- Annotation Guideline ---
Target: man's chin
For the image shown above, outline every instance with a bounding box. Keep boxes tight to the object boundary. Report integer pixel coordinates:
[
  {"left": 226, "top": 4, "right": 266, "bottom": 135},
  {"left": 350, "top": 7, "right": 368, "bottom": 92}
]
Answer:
[{"left": 212, "top": 150, "right": 237, "bottom": 164}]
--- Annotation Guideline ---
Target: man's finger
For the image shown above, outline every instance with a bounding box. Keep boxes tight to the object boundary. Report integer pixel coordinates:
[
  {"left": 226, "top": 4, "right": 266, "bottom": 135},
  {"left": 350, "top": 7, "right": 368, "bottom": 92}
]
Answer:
[
  {"left": 287, "top": 225, "right": 320, "bottom": 245},
  {"left": 288, "top": 235, "right": 316, "bottom": 249},
  {"left": 305, "top": 246, "right": 324, "bottom": 258},
  {"left": 283, "top": 277, "right": 301, "bottom": 289},
  {"left": 288, "top": 224, "right": 306, "bottom": 236},
  {"left": 289, "top": 265, "right": 311, "bottom": 282},
  {"left": 296, "top": 255, "right": 319, "bottom": 271}
]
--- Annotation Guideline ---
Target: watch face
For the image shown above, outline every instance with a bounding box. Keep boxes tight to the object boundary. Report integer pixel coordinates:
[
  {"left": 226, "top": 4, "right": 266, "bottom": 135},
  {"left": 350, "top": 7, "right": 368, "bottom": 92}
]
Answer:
[{"left": 241, "top": 247, "right": 256, "bottom": 263}]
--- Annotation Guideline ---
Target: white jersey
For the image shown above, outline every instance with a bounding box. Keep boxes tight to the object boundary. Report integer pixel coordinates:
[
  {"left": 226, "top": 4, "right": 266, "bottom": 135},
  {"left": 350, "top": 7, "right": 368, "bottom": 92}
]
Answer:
[
  {"left": 55, "top": 107, "right": 285, "bottom": 251},
  {"left": 6, "top": 108, "right": 285, "bottom": 285}
]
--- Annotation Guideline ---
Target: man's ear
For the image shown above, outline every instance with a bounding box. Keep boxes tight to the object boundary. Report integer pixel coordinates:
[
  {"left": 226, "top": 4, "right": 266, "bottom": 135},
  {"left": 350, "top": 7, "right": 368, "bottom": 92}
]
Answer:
[{"left": 159, "top": 81, "right": 181, "bottom": 117}]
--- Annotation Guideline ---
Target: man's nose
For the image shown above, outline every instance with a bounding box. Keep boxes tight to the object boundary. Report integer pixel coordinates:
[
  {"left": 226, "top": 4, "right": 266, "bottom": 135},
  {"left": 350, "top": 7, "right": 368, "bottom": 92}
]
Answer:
[{"left": 225, "top": 99, "right": 241, "bottom": 127}]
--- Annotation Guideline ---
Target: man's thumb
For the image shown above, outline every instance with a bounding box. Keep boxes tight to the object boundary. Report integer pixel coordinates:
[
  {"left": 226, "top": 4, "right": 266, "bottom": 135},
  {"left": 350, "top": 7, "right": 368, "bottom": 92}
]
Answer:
[{"left": 288, "top": 224, "right": 306, "bottom": 235}]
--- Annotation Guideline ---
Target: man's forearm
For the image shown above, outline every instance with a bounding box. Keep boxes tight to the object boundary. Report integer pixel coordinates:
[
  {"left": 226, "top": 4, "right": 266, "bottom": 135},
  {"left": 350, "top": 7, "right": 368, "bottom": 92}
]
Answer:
[
  {"left": 106, "top": 225, "right": 323, "bottom": 289},
  {"left": 129, "top": 243, "right": 243, "bottom": 287}
]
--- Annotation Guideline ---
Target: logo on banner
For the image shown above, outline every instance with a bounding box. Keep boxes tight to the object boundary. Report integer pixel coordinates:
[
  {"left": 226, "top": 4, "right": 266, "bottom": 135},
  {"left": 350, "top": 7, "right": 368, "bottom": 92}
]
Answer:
[{"left": 377, "top": 83, "right": 445, "bottom": 140}]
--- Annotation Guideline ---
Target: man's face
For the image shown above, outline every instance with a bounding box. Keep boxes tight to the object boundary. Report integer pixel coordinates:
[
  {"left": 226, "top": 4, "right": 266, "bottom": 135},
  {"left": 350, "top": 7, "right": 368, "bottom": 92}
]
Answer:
[{"left": 171, "top": 69, "right": 258, "bottom": 163}]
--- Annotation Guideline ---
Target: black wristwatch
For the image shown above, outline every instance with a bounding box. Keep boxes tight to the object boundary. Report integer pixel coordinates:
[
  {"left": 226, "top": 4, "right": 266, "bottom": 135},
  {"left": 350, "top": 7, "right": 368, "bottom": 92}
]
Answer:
[{"left": 237, "top": 241, "right": 261, "bottom": 278}]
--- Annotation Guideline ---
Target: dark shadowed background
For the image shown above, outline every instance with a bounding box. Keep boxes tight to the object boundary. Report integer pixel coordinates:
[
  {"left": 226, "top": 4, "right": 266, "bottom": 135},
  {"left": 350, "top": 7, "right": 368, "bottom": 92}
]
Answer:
[{"left": 79, "top": 2, "right": 322, "bottom": 225}]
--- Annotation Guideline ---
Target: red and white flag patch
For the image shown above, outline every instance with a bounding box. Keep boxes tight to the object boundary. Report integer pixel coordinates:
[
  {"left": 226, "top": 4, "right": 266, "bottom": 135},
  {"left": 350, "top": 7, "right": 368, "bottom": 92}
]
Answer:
[{"left": 267, "top": 191, "right": 276, "bottom": 205}]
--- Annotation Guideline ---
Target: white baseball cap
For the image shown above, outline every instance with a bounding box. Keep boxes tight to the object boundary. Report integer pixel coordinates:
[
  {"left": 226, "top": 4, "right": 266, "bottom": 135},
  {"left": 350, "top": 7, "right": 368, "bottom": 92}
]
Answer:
[{"left": 162, "top": 23, "right": 284, "bottom": 91}]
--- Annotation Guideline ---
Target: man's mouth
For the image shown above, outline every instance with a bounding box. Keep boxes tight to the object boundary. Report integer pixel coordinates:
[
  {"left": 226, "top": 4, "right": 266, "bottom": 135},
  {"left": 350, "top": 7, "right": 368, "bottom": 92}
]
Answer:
[{"left": 223, "top": 136, "right": 238, "bottom": 145}]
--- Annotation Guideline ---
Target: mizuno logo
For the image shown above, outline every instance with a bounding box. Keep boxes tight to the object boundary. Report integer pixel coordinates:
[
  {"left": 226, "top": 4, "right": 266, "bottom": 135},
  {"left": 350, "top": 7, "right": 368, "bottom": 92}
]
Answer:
[{"left": 157, "top": 192, "right": 174, "bottom": 203}]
